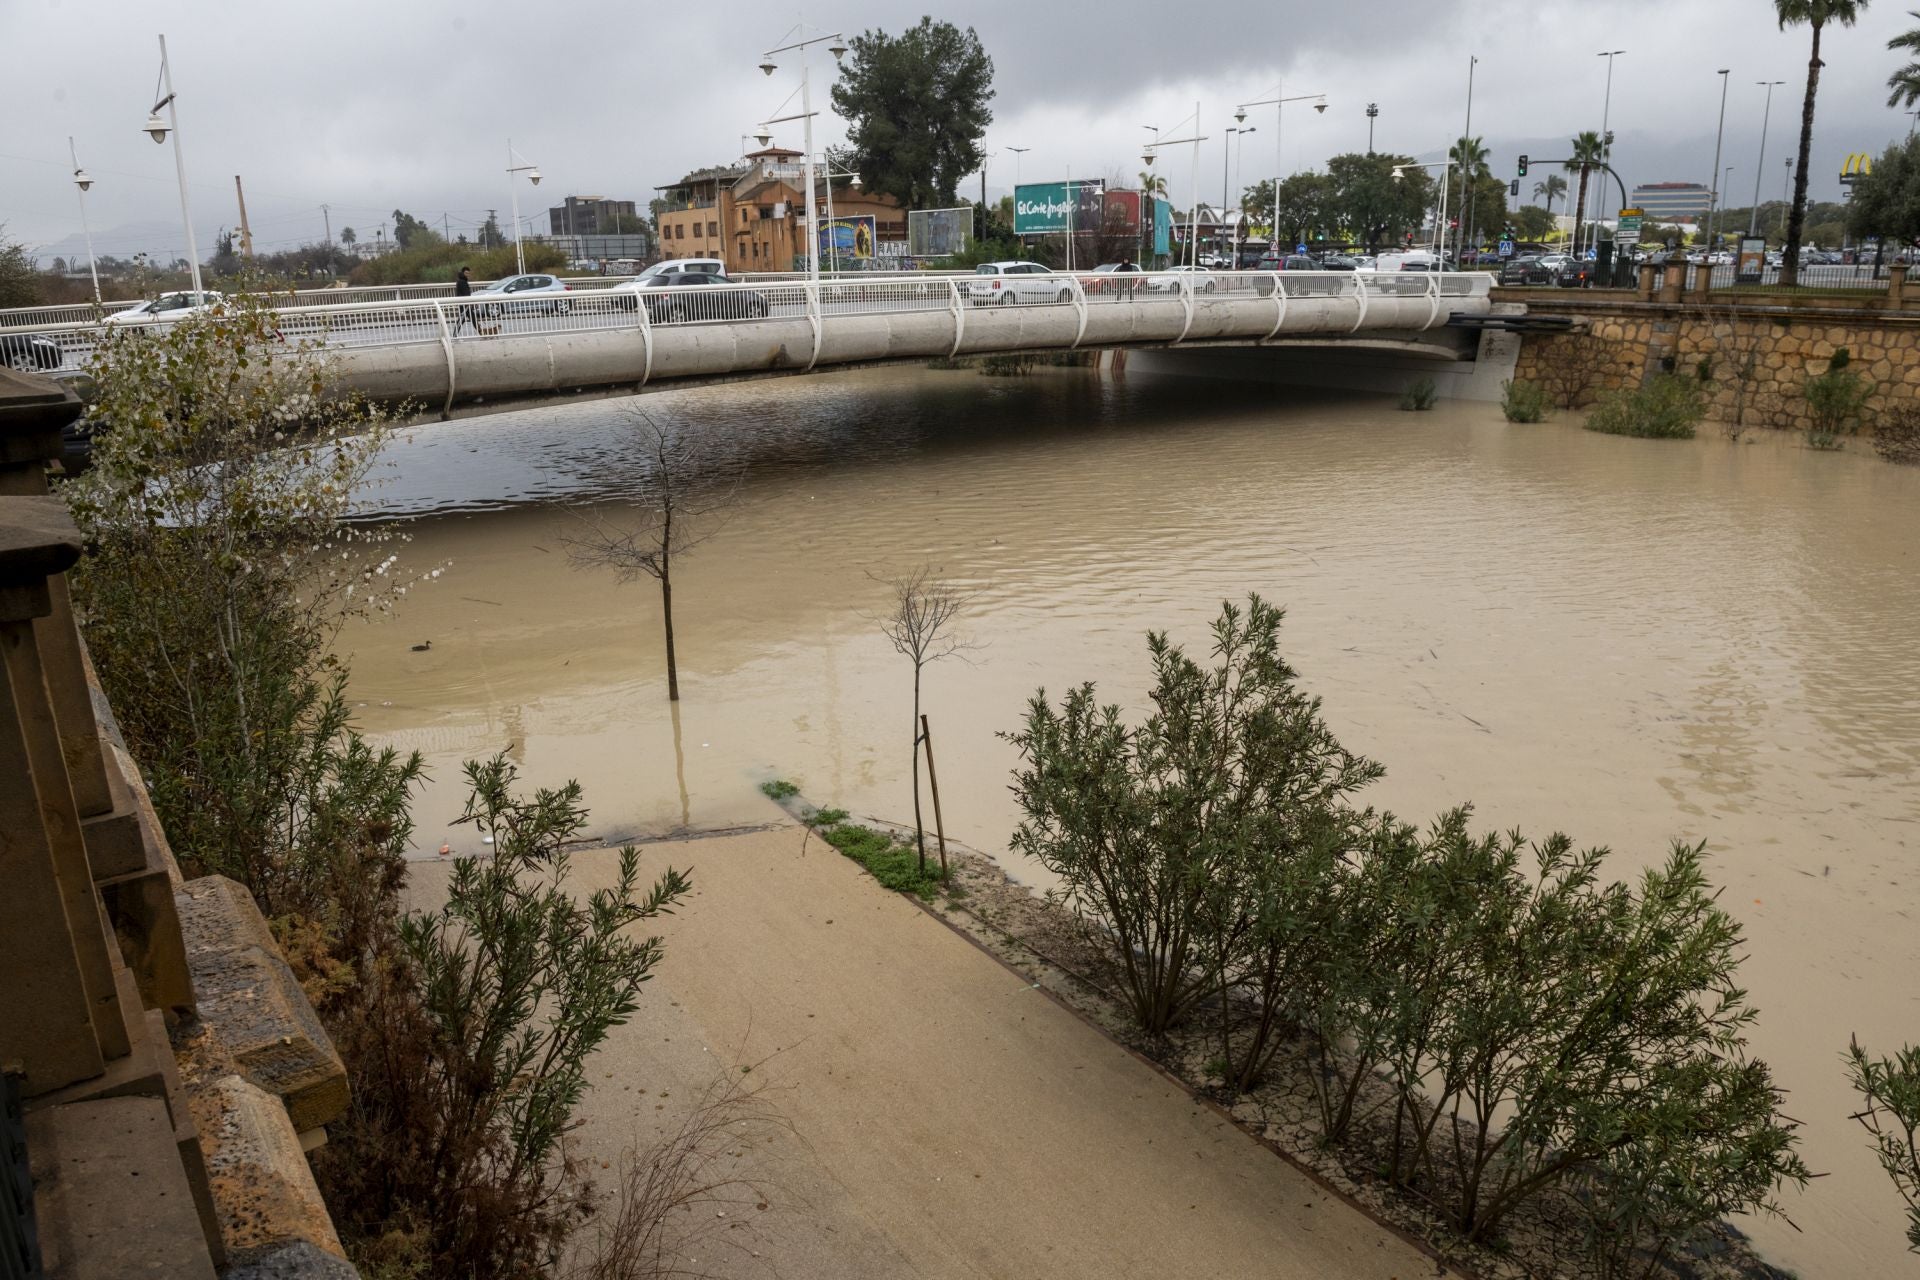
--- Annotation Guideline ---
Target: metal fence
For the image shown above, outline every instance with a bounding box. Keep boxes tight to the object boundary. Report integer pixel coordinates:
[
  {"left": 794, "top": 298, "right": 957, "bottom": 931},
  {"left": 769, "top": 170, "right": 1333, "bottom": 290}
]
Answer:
[{"left": 15, "top": 269, "right": 1494, "bottom": 377}]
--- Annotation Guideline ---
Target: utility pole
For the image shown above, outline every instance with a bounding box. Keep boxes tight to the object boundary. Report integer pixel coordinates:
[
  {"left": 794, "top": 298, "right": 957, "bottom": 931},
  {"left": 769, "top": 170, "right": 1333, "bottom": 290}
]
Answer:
[
  {"left": 443, "top": 212, "right": 451, "bottom": 242},
  {"left": 321, "top": 202, "right": 332, "bottom": 245},
  {"left": 233, "top": 175, "right": 254, "bottom": 258},
  {"left": 1459, "top": 55, "right": 1476, "bottom": 263},
  {"left": 1366, "top": 102, "right": 1378, "bottom": 154}
]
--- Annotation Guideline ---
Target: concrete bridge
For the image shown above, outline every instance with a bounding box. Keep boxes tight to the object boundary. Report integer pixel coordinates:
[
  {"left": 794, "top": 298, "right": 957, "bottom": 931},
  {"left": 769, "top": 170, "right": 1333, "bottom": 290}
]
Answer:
[{"left": 34, "top": 270, "right": 1502, "bottom": 419}]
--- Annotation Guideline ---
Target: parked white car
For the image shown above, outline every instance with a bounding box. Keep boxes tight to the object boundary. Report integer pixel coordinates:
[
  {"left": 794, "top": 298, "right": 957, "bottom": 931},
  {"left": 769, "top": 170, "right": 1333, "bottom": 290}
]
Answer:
[
  {"left": 965, "top": 261, "right": 1073, "bottom": 306},
  {"left": 100, "top": 290, "right": 227, "bottom": 326},
  {"left": 611, "top": 259, "right": 728, "bottom": 303}
]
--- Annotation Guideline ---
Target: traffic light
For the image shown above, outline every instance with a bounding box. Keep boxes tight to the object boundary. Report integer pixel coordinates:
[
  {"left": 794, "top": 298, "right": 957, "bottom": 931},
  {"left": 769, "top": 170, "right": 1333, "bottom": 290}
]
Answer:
[
  {"left": 1509, "top": 179, "right": 1520, "bottom": 196},
  {"left": 1517, "top": 154, "right": 1529, "bottom": 176}
]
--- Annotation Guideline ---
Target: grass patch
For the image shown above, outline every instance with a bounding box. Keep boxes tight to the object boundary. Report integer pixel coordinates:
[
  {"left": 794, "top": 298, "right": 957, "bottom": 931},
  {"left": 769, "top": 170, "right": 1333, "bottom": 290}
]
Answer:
[
  {"left": 804, "top": 813, "right": 950, "bottom": 901},
  {"left": 1500, "top": 378, "right": 1550, "bottom": 423},
  {"left": 1398, "top": 377, "right": 1438, "bottom": 411},
  {"left": 1584, "top": 374, "right": 1706, "bottom": 439},
  {"left": 759, "top": 778, "right": 800, "bottom": 801}
]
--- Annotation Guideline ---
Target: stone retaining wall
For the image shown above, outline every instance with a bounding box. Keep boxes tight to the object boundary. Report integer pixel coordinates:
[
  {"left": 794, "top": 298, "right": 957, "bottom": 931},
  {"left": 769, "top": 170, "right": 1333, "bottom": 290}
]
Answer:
[{"left": 1504, "top": 288, "right": 1920, "bottom": 434}]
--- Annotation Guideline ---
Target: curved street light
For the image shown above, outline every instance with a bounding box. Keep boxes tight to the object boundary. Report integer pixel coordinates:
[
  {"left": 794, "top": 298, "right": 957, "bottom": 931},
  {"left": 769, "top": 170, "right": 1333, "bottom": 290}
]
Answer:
[
  {"left": 759, "top": 23, "right": 848, "bottom": 284},
  {"left": 69, "top": 137, "right": 101, "bottom": 304},
  {"left": 142, "top": 35, "right": 203, "bottom": 296}
]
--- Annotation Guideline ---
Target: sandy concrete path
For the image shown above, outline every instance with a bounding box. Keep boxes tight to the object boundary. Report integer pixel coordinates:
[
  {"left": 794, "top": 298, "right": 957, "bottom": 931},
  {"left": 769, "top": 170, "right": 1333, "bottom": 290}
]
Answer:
[{"left": 409, "top": 826, "right": 1438, "bottom": 1279}]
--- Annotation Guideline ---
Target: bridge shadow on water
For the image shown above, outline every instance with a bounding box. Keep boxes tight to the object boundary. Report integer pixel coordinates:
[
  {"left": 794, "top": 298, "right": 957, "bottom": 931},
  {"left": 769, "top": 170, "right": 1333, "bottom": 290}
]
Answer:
[{"left": 350, "top": 363, "right": 1382, "bottom": 520}]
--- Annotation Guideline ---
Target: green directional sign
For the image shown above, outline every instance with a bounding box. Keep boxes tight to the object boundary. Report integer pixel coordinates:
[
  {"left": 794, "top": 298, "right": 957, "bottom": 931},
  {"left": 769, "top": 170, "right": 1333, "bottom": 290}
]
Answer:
[{"left": 1615, "top": 208, "right": 1644, "bottom": 246}]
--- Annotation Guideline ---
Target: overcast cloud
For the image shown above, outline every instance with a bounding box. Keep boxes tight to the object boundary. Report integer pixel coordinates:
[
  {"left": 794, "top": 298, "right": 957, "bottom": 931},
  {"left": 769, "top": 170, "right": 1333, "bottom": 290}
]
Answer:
[{"left": 5, "top": 0, "right": 1916, "bottom": 263}]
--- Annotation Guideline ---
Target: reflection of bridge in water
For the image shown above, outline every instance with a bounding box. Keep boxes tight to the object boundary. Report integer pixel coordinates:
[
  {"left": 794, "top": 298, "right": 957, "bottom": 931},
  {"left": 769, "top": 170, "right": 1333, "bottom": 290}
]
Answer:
[{"left": 41, "top": 271, "right": 1502, "bottom": 419}]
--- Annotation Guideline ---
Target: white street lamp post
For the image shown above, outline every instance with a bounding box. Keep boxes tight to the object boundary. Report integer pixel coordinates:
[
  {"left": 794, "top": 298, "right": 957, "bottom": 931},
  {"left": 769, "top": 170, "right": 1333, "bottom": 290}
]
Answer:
[
  {"left": 68, "top": 137, "right": 100, "bottom": 304},
  {"left": 1460, "top": 55, "right": 1477, "bottom": 263},
  {"left": 759, "top": 28, "right": 847, "bottom": 286},
  {"left": 1234, "top": 86, "right": 1327, "bottom": 255},
  {"left": 1597, "top": 50, "right": 1626, "bottom": 254},
  {"left": 143, "top": 34, "right": 203, "bottom": 297},
  {"left": 1394, "top": 160, "right": 1457, "bottom": 261},
  {"left": 505, "top": 140, "right": 542, "bottom": 276},
  {"left": 1750, "top": 80, "right": 1784, "bottom": 237},
  {"left": 1707, "top": 69, "right": 1730, "bottom": 251}
]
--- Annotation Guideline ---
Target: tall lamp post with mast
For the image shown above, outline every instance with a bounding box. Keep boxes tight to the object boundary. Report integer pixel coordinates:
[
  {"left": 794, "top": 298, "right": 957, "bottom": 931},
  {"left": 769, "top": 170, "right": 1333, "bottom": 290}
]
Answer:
[
  {"left": 1393, "top": 160, "right": 1457, "bottom": 261},
  {"left": 1233, "top": 87, "right": 1327, "bottom": 255},
  {"left": 141, "top": 34, "right": 203, "bottom": 297},
  {"left": 758, "top": 25, "right": 848, "bottom": 286},
  {"left": 504, "top": 141, "right": 541, "bottom": 276},
  {"left": 68, "top": 138, "right": 100, "bottom": 304},
  {"left": 1144, "top": 105, "right": 1210, "bottom": 268}
]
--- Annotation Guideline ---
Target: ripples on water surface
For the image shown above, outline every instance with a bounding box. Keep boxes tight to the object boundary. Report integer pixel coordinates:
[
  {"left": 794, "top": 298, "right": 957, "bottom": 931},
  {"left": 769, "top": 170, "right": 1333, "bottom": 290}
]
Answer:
[{"left": 341, "top": 364, "right": 1920, "bottom": 1278}]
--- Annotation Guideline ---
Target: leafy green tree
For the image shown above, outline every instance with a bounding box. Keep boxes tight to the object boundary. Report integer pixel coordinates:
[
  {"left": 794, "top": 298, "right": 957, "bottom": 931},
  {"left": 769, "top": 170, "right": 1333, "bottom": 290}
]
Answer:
[
  {"left": 1848, "top": 134, "right": 1920, "bottom": 249},
  {"left": 65, "top": 292, "right": 419, "bottom": 922},
  {"left": 1514, "top": 204, "right": 1558, "bottom": 241},
  {"left": 832, "top": 18, "right": 993, "bottom": 210},
  {"left": 1006, "top": 597, "right": 1379, "bottom": 1040},
  {"left": 1846, "top": 1036, "right": 1920, "bottom": 1253},
  {"left": 0, "top": 226, "right": 39, "bottom": 307},
  {"left": 391, "top": 208, "right": 437, "bottom": 249},
  {"left": 325, "top": 755, "right": 691, "bottom": 1277},
  {"left": 1325, "top": 152, "right": 1432, "bottom": 253},
  {"left": 1268, "top": 173, "right": 1335, "bottom": 246},
  {"left": 1775, "top": 0, "right": 1870, "bottom": 285}
]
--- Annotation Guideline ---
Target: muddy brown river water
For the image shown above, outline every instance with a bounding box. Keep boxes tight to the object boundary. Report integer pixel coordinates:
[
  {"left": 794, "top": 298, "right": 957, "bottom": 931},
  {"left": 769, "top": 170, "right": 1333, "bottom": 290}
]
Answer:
[{"left": 339, "top": 364, "right": 1920, "bottom": 1277}]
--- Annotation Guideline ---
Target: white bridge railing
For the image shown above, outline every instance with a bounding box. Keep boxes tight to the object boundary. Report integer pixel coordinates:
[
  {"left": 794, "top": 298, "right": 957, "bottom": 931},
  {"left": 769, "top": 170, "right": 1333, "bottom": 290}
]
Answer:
[{"left": 18, "top": 270, "right": 1493, "bottom": 411}]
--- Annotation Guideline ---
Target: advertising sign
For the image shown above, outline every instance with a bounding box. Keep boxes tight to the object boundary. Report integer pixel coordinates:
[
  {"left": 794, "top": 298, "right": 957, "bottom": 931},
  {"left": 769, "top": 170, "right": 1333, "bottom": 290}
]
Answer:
[
  {"left": 1014, "top": 180, "right": 1102, "bottom": 235},
  {"left": 907, "top": 207, "right": 972, "bottom": 257},
  {"left": 819, "top": 215, "right": 876, "bottom": 262},
  {"left": 1104, "top": 189, "right": 1142, "bottom": 235},
  {"left": 1736, "top": 236, "right": 1767, "bottom": 284},
  {"left": 1615, "top": 208, "right": 1644, "bottom": 246},
  {"left": 1152, "top": 197, "right": 1172, "bottom": 257}
]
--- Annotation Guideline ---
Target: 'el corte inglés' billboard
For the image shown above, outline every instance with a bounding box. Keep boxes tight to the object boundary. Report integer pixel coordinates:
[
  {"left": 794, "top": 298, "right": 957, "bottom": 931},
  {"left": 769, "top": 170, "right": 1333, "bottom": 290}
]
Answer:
[{"left": 1014, "top": 181, "right": 1103, "bottom": 235}]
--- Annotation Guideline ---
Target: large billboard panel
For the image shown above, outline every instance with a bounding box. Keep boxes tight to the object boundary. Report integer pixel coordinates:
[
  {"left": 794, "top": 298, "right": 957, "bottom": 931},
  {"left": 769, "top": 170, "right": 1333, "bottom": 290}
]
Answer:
[
  {"left": 1152, "top": 197, "right": 1172, "bottom": 256},
  {"left": 1014, "top": 180, "right": 1103, "bottom": 235},
  {"left": 908, "top": 207, "right": 973, "bottom": 257},
  {"left": 819, "top": 215, "right": 876, "bottom": 262},
  {"left": 1103, "top": 189, "right": 1142, "bottom": 235}
]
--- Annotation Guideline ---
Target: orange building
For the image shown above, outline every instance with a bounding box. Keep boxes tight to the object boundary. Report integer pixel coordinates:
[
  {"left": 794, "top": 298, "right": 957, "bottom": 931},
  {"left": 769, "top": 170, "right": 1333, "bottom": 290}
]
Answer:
[{"left": 655, "top": 148, "right": 905, "bottom": 273}]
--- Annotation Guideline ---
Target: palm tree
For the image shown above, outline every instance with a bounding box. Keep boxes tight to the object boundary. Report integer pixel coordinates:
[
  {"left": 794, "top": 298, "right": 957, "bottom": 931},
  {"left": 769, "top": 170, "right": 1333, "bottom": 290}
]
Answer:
[
  {"left": 1139, "top": 170, "right": 1168, "bottom": 198},
  {"left": 1776, "top": 0, "right": 1869, "bottom": 285},
  {"left": 1564, "top": 131, "right": 1606, "bottom": 260},
  {"left": 1447, "top": 136, "right": 1491, "bottom": 253},
  {"left": 1886, "top": 10, "right": 1920, "bottom": 106},
  {"left": 1534, "top": 173, "right": 1568, "bottom": 216}
]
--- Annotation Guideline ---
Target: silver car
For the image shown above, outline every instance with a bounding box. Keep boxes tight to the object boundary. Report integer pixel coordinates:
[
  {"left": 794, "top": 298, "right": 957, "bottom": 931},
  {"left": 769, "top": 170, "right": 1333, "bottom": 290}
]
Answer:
[{"left": 468, "top": 274, "right": 573, "bottom": 318}]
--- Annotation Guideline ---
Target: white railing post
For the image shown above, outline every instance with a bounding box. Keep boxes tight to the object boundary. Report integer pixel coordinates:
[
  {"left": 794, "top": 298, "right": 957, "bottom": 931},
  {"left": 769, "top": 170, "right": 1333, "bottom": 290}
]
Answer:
[
  {"left": 1426, "top": 274, "right": 1442, "bottom": 330},
  {"left": 1263, "top": 273, "right": 1288, "bottom": 342},
  {"left": 1350, "top": 273, "right": 1370, "bottom": 333},
  {"left": 947, "top": 279, "right": 966, "bottom": 358},
  {"left": 1175, "top": 274, "right": 1196, "bottom": 344},
  {"left": 633, "top": 289, "right": 654, "bottom": 387},
  {"left": 804, "top": 279, "right": 823, "bottom": 372},
  {"left": 1069, "top": 277, "right": 1089, "bottom": 348},
  {"left": 431, "top": 300, "right": 458, "bottom": 419}
]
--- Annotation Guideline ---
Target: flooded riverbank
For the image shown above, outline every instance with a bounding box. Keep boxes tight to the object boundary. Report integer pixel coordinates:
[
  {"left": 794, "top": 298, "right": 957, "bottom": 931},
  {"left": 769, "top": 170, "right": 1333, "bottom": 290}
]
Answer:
[{"left": 339, "top": 364, "right": 1920, "bottom": 1277}]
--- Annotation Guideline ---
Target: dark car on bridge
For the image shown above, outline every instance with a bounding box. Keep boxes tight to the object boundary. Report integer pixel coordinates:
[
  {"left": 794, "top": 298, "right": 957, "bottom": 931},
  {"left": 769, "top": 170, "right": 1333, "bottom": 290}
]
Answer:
[
  {"left": 2, "top": 332, "right": 64, "bottom": 373},
  {"left": 1557, "top": 257, "right": 1599, "bottom": 288},
  {"left": 625, "top": 272, "right": 772, "bottom": 323},
  {"left": 1498, "top": 255, "right": 1557, "bottom": 286}
]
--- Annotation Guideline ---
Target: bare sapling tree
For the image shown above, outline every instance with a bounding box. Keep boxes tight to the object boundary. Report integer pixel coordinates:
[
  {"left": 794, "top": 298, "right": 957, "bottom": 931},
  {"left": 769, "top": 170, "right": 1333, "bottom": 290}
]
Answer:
[
  {"left": 568, "top": 415, "right": 739, "bottom": 701},
  {"left": 875, "top": 566, "right": 977, "bottom": 874}
]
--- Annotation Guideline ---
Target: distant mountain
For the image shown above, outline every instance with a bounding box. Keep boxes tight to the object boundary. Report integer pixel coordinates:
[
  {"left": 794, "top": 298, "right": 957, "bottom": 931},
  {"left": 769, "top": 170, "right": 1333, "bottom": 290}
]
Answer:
[{"left": 21, "top": 219, "right": 217, "bottom": 269}]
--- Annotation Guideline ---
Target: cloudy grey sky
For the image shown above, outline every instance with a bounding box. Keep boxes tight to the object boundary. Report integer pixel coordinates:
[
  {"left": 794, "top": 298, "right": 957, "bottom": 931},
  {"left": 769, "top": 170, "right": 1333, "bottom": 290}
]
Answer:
[{"left": 4, "top": 0, "right": 1916, "bottom": 263}]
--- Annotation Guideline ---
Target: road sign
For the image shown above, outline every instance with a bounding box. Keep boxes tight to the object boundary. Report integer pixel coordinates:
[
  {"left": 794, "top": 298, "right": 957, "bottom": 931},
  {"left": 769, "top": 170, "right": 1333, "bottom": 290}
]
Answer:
[
  {"left": 1498, "top": 239, "right": 1515, "bottom": 258},
  {"left": 1615, "top": 208, "right": 1644, "bottom": 246}
]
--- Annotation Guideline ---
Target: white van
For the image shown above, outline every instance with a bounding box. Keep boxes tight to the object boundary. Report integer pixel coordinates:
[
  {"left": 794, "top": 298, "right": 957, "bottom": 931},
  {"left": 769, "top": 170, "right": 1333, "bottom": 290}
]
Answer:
[
  {"left": 638, "top": 258, "right": 725, "bottom": 279},
  {"left": 1370, "top": 250, "right": 1440, "bottom": 273}
]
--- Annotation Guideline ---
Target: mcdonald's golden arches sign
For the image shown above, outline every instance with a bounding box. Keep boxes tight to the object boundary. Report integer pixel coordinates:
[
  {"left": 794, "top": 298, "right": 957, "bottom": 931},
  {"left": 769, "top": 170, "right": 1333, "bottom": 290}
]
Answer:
[{"left": 1840, "top": 152, "right": 1874, "bottom": 185}]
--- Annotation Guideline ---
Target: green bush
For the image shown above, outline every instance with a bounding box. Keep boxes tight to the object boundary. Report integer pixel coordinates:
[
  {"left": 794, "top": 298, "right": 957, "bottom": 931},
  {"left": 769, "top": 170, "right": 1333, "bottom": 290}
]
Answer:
[
  {"left": 759, "top": 778, "right": 800, "bottom": 800},
  {"left": 1501, "top": 378, "right": 1550, "bottom": 423},
  {"left": 1805, "top": 346, "right": 1874, "bottom": 444},
  {"left": 1846, "top": 1037, "right": 1920, "bottom": 1254},
  {"left": 1398, "top": 376, "right": 1438, "bottom": 411},
  {"left": 1584, "top": 374, "right": 1706, "bottom": 438},
  {"left": 1009, "top": 596, "right": 1809, "bottom": 1270},
  {"left": 349, "top": 240, "right": 565, "bottom": 286}
]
